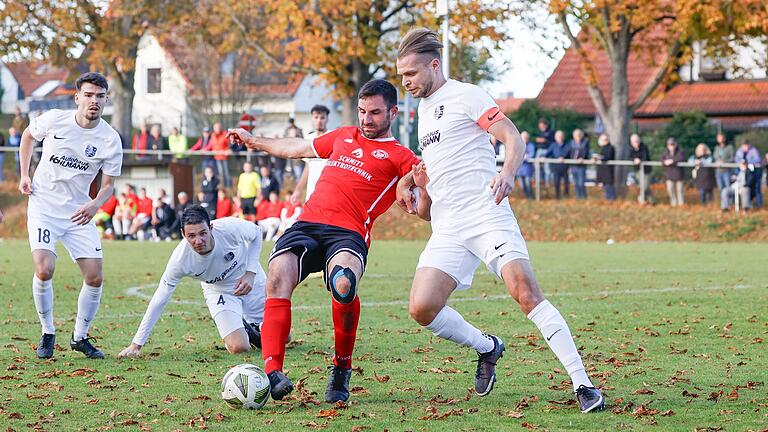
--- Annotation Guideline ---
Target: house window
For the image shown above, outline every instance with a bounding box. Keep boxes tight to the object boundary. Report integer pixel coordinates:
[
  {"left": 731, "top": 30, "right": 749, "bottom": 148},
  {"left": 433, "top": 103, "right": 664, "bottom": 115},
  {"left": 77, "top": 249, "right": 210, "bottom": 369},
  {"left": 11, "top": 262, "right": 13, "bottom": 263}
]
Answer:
[{"left": 147, "top": 68, "right": 161, "bottom": 93}]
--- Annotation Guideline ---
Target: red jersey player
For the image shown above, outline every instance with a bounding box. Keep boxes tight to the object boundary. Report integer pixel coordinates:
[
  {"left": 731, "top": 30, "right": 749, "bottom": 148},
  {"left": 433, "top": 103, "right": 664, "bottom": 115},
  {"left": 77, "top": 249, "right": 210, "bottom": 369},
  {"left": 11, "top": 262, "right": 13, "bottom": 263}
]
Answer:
[{"left": 227, "top": 79, "right": 422, "bottom": 404}]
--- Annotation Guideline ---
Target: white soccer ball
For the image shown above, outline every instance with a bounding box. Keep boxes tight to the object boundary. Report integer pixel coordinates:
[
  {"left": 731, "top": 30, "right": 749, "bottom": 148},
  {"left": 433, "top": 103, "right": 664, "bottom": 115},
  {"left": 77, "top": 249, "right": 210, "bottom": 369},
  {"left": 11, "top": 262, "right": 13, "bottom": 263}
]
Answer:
[{"left": 221, "top": 363, "right": 271, "bottom": 409}]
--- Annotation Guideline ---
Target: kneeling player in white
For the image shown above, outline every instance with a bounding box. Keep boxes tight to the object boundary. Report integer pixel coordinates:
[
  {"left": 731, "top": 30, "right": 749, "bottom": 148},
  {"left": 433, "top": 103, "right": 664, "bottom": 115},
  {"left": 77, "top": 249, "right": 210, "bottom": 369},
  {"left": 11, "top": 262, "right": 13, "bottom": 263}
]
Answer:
[
  {"left": 118, "top": 206, "right": 266, "bottom": 357},
  {"left": 19, "top": 72, "right": 123, "bottom": 359}
]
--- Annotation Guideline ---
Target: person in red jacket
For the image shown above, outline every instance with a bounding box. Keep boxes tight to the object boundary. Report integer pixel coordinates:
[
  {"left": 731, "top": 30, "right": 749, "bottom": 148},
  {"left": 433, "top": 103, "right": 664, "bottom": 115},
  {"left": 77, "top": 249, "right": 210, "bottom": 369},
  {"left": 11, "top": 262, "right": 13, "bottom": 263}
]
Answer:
[
  {"left": 257, "top": 191, "right": 283, "bottom": 241},
  {"left": 216, "top": 188, "right": 233, "bottom": 219},
  {"left": 132, "top": 124, "right": 148, "bottom": 159},
  {"left": 129, "top": 187, "right": 154, "bottom": 240},
  {"left": 94, "top": 194, "right": 118, "bottom": 238},
  {"left": 278, "top": 190, "right": 302, "bottom": 235},
  {"left": 210, "top": 123, "right": 232, "bottom": 187}
]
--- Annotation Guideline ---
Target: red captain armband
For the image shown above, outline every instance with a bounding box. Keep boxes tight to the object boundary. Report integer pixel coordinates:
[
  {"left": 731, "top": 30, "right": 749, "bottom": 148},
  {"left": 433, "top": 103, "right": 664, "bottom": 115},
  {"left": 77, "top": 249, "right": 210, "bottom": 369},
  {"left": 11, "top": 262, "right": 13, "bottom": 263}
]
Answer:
[{"left": 476, "top": 107, "right": 505, "bottom": 131}]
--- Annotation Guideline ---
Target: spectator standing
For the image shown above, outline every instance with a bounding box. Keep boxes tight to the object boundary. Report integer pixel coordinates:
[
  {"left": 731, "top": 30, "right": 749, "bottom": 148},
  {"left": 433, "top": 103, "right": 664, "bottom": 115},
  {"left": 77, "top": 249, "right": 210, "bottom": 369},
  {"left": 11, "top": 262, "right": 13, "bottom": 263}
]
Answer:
[
  {"left": 216, "top": 188, "right": 233, "bottom": 219},
  {"left": 713, "top": 132, "right": 734, "bottom": 192},
  {"left": 147, "top": 125, "right": 166, "bottom": 160},
  {"left": 661, "top": 137, "right": 686, "bottom": 207},
  {"left": 593, "top": 133, "right": 616, "bottom": 201},
  {"left": 152, "top": 198, "right": 176, "bottom": 241},
  {"left": 734, "top": 140, "right": 763, "bottom": 208},
  {"left": 568, "top": 128, "right": 590, "bottom": 199},
  {"left": 534, "top": 118, "right": 554, "bottom": 186},
  {"left": 12, "top": 107, "right": 29, "bottom": 133},
  {"left": 260, "top": 165, "right": 280, "bottom": 199},
  {"left": 237, "top": 161, "right": 261, "bottom": 221},
  {"left": 8, "top": 127, "right": 21, "bottom": 174},
  {"left": 690, "top": 143, "right": 716, "bottom": 205},
  {"left": 281, "top": 118, "right": 302, "bottom": 182},
  {"left": 113, "top": 193, "right": 137, "bottom": 240},
  {"left": 210, "top": 122, "right": 232, "bottom": 187},
  {"left": 190, "top": 126, "right": 215, "bottom": 172},
  {"left": 132, "top": 124, "right": 148, "bottom": 159},
  {"left": 546, "top": 130, "right": 571, "bottom": 199},
  {"left": 201, "top": 166, "right": 219, "bottom": 220},
  {"left": 168, "top": 127, "right": 188, "bottom": 162},
  {"left": 629, "top": 134, "right": 653, "bottom": 204},
  {"left": 516, "top": 131, "right": 535, "bottom": 199}
]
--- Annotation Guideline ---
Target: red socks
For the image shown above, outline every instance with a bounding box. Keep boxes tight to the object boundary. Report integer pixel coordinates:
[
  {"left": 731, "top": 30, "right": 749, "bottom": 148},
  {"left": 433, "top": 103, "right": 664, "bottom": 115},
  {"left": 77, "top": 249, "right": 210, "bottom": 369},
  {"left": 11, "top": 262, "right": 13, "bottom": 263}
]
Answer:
[
  {"left": 262, "top": 298, "right": 292, "bottom": 374},
  {"left": 332, "top": 296, "right": 360, "bottom": 369}
]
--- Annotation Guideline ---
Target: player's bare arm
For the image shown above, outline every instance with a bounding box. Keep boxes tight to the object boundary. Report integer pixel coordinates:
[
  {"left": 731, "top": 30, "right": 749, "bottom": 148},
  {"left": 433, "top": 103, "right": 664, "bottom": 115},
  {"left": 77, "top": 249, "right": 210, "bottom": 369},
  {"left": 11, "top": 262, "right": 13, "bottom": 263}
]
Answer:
[
  {"left": 488, "top": 117, "right": 525, "bottom": 205},
  {"left": 396, "top": 171, "right": 416, "bottom": 214},
  {"left": 226, "top": 128, "right": 315, "bottom": 159},
  {"left": 233, "top": 271, "right": 256, "bottom": 296},
  {"left": 412, "top": 162, "right": 432, "bottom": 221},
  {"left": 18, "top": 127, "right": 37, "bottom": 195},
  {"left": 71, "top": 174, "right": 116, "bottom": 226}
]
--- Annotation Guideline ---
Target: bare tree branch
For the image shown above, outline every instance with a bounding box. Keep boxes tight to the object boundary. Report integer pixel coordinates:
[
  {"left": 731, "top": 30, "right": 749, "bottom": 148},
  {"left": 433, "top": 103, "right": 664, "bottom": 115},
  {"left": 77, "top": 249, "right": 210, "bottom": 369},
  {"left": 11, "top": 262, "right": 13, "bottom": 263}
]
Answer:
[
  {"left": 629, "top": 38, "right": 683, "bottom": 113},
  {"left": 557, "top": 11, "right": 609, "bottom": 120}
]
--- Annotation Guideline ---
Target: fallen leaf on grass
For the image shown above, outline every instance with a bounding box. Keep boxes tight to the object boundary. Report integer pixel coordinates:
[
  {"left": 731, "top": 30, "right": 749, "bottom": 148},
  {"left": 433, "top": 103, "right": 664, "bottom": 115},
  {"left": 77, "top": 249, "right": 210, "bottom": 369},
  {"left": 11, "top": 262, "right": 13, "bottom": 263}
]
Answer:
[
  {"left": 373, "top": 372, "right": 389, "bottom": 383},
  {"left": 316, "top": 409, "right": 339, "bottom": 419},
  {"left": 506, "top": 411, "right": 524, "bottom": 418},
  {"left": 633, "top": 388, "right": 655, "bottom": 395}
]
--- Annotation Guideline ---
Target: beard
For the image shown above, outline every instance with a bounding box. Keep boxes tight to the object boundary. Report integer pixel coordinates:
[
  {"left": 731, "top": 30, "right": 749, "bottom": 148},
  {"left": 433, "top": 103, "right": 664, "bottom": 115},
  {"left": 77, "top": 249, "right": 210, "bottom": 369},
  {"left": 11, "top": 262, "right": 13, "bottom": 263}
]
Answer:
[
  {"left": 360, "top": 117, "right": 391, "bottom": 139},
  {"left": 83, "top": 106, "right": 101, "bottom": 121}
]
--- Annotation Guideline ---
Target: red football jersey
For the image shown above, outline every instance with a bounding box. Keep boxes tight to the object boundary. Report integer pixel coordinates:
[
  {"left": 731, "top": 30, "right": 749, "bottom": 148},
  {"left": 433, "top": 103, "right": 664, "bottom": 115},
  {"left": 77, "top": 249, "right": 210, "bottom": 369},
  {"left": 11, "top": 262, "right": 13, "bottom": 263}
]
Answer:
[{"left": 300, "top": 126, "right": 419, "bottom": 245}]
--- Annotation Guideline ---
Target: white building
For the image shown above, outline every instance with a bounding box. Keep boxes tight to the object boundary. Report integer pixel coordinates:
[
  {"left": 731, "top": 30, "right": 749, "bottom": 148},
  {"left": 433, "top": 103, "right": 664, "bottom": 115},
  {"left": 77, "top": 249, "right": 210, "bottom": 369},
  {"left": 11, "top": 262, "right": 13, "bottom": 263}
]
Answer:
[
  {"left": 0, "top": 61, "right": 74, "bottom": 114},
  {"left": 132, "top": 33, "right": 342, "bottom": 137}
]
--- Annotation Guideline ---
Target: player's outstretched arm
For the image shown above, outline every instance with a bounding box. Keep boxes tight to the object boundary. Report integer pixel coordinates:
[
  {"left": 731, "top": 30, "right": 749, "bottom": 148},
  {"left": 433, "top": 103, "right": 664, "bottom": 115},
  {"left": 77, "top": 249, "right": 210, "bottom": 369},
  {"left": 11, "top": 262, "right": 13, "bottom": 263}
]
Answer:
[
  {"left": 396, "top": 171, "right": 416, "bottom": 214},
  {"left": 118, "top": 272, "right": 180, "bottom": 358},
  {"left": 227, "top": 128, "right": 315, "bottom": 159},
  {"left": 488, "top": 118, "right": 525, "bottom": 204}
]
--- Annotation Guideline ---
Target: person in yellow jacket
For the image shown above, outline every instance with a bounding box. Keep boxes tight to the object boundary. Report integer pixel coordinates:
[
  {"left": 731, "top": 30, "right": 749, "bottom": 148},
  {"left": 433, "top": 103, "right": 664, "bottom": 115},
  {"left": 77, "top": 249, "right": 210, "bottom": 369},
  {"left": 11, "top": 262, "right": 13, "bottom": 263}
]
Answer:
[
  {"left": 168, "top": 127, "right": 188, "bottom": 162},
  {"left": 237, "top": 161, "right": 261, "bottom": 222}
]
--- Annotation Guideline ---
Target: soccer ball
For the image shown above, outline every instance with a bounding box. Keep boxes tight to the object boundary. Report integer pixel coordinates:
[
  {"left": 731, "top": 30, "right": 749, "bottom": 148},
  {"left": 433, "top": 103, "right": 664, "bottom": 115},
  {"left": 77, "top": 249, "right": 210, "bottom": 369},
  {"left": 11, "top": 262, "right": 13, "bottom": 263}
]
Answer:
[{"left": 221, "top": 363, "right": 271, "bottom": 409}]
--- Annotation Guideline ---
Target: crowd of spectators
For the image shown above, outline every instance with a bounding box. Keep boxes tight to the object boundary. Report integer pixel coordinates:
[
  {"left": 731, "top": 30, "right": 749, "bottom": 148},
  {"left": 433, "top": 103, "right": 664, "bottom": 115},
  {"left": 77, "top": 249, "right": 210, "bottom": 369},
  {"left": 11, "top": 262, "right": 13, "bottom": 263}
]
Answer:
[{"left": 508, "top": 119, "right": 767, "bottom": 212}]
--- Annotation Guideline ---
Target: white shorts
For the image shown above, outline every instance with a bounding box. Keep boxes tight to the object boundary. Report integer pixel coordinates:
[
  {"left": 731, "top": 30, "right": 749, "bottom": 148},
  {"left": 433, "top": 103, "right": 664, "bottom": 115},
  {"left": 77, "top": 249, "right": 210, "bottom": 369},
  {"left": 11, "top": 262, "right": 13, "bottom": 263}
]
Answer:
[
  {"left": 417, "top": 227, "right": 529, "bottom": 291},
  {"left": 27, "top": 212, "right": 103, "bottom": 261},
  {"left": 203, "top": 287, "right": 266, "bottom": 339}
]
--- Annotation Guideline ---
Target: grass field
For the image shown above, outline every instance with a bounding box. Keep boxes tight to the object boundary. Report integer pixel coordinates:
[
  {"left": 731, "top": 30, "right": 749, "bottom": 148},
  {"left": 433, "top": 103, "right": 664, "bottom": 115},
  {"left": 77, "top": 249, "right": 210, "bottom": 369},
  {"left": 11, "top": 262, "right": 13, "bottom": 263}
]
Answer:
[{"left": 0, "top": 239, "right": 766, "bottom": 431}]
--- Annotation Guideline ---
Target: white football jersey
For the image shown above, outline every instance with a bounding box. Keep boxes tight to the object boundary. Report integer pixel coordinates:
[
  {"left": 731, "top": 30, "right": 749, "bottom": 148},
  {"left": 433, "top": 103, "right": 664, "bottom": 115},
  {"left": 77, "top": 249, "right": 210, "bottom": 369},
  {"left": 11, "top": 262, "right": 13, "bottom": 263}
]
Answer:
[
  {"left": 132, "top": 217, "right": 265, "bottom": 346},
  {"left": 162, "top": 217, "right": 263, "bottom": 294},
  {"left": 27, "top": 109, "right": 123, "bottom": 218},
  {"left": 417, "top": 79, "right": 516, "bottom": 236}
]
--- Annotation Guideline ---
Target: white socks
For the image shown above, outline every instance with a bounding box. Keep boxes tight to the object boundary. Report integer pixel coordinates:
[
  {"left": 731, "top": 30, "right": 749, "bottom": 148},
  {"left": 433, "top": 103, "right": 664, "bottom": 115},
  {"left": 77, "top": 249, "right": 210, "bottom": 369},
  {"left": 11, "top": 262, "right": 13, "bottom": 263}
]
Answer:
[
  {"left": 425, "top": 306, "right": 494, "bottom": 354},
  {"left": 32, "top": 275, "right": 55, "bottom": 334},
  {"left": 528, "top": 300, "right": 593, "bottom": 391},
  {"left": 73, "top": 282, "right": 102, "bottom": 341}
]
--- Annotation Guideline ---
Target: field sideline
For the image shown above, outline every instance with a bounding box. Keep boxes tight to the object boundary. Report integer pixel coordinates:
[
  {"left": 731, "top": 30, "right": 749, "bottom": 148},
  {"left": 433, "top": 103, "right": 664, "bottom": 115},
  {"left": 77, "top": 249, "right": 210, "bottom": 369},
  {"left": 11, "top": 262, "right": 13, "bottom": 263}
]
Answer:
[{"left": 0, "top": 240, "right": 766, "bottom": 431}]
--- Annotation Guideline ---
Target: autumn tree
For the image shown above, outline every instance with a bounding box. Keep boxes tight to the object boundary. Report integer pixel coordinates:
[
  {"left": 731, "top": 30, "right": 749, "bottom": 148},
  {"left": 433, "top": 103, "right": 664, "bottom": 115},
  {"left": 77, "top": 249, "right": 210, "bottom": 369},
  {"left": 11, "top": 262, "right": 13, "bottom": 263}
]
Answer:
[
  {"left": 0, "top": 0, "right": 178, "bottom": 143},
  {"left": 218, "top": 0, "right": 513, "bottom": 125},
  {"left": 522, "top": 0, "right": 768, "bottom": 172}
]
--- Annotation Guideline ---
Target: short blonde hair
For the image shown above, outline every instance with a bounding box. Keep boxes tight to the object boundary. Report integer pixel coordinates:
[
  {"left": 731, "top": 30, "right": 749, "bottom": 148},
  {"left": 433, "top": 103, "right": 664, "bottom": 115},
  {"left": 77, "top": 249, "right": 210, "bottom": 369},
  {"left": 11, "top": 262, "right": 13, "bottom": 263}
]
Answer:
[{"left": 398, "top": 27, "right": 443, "bottom": 59}]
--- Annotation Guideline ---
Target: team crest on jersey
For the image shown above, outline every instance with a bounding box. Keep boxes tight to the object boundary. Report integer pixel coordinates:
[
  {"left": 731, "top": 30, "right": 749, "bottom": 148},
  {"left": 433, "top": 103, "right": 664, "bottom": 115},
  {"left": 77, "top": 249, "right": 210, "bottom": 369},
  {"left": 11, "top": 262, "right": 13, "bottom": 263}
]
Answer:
[
  {"left": 371, "top": 149, "right": 389, "bottom": 160},
  {"left": 351, "top": 148, "right": 363, "bottom": 158},
  {"left": 224, "top": 251, "right": 235, "bottom": 262},
  {"left": 85, "top": 145, "right": 97, "bottom": 158},
  {"left": 434, "top": 105, "right": 444, "bottom": 120}
]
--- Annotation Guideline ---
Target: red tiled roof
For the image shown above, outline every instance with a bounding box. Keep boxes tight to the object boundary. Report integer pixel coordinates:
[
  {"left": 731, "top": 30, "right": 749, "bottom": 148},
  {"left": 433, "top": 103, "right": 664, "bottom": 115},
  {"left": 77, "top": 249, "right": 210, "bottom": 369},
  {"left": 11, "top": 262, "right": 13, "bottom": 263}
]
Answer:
[
  {"left": 157, "top": 34, "right": 304, "bottom": 98},
  {"left": 5, "top": 61, "right": 70, "bottom": 98},
  {"left": 496, "top": 97, "right": 527, "bottom": 113},
  {"left": 636, "top": 80, "right": 768, "bottom": 116},
  {"left": 537, "top": 34, "right": 768, "bottom": 118}
]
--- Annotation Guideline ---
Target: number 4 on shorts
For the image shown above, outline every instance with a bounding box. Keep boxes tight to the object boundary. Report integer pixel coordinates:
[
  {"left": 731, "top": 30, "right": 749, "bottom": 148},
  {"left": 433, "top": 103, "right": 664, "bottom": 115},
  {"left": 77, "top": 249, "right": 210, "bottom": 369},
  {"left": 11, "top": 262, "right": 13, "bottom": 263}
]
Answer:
[{"left": 217, "top": 295, "right": 225, "bottom": 305}]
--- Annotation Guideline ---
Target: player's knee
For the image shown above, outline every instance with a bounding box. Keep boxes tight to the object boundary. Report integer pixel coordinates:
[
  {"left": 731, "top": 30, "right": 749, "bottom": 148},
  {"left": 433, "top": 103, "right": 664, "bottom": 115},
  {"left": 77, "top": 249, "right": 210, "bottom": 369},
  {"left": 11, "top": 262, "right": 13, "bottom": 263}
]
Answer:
[
  {"left": 85, "top": 274, "right": 103, "bottom": 287},
  {"left": 35, "top": 264, "right": 55, "bottom": 281},
  {"left": 226, "top": 341, "right": 250, "bottom": 354},
  {"left": 409, "top": 301, "right": 436, "bottom": 326},
  {"left": 327, "top": 265, "right": 356, "bottom": 304}
]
